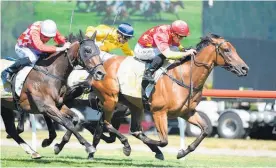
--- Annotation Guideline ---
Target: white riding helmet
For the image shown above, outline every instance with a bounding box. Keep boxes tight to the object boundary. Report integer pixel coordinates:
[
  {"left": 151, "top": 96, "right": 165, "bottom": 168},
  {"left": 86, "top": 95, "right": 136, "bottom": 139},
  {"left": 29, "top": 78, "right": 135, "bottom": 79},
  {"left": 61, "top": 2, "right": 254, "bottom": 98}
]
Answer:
[{"left": 40, "top": 19, "right": 57, "bottom": 37}]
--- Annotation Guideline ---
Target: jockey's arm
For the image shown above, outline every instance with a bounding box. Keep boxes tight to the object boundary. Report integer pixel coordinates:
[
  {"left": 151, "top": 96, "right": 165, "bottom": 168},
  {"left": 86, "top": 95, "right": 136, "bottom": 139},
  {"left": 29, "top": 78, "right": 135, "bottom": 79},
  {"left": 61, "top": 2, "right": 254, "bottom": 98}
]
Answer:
[
  {"left": 53, "top": 30, "right": 66, "bottom": 45},
  {"left": 154, "top": 32, "right": 188, "bottom": 60},
  {"left": 121, "top": 43, "right": 134, "bottom": 56},
  {"left": 178, "top": 45, "right": 185, "bottom": 51},
  {"left": 30, "top": 30, "right": 57, "bottom": 53},
  {"left": 85, "top": 25, "right": 107, "bottom": 41}
]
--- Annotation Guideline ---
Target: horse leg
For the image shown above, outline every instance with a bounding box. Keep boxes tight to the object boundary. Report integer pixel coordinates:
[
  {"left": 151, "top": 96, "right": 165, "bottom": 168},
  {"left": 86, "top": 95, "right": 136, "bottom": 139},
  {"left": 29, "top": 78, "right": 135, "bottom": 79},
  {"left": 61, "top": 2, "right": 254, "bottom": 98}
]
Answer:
[
  {"left": 44, "top": 105, "right": 95, "bottom": 155},
  {"left": 53, "top": 105, "right": 81, "bottom": 154},
  {"left": 177, "top": 110, "right": 208, "bottom": 159},
  {"left": 93, "top": 98, "right": 131, "bottom": 158},
  {"left": 41, "top": 114, "right": 57, "bottom": 148},
  {"left": 86, "top": 117, "right": 105, "bottom": 160},
  {"left": 29, "top": 92, "right": 95, "bottom": 155},
  {"left": 100, "top": 109, "right": 124, "bottom": 143},
  {"left": 16, "top": 110, "right": 25, "bottom": 134},
  {"left": 6, "top": 110, "right": 25, "bottom": 139},
  {"left": 1, "top": 106, "right": 41, "bottom": 159},
  {"left": 129, "top": 105, "right": 164, "bottom": 160}
]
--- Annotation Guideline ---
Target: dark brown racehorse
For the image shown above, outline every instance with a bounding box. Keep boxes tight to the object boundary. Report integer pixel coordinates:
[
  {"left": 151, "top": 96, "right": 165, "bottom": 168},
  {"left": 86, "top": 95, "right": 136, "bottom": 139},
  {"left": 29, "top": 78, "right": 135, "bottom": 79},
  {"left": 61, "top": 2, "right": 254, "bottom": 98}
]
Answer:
[
  {"left": 1, "top": 31, "right": 106, "bottom": 159},
  {"left": 56, "top": 34, "right": 249, "bottom": 160}
]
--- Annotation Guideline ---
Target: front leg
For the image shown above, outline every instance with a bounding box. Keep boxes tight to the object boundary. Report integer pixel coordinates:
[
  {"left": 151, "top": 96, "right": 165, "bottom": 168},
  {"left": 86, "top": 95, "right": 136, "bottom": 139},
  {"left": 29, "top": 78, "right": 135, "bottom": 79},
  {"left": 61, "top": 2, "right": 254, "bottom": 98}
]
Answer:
[{"left": 129, "top": 105, "right": 164, "bottom": 160}]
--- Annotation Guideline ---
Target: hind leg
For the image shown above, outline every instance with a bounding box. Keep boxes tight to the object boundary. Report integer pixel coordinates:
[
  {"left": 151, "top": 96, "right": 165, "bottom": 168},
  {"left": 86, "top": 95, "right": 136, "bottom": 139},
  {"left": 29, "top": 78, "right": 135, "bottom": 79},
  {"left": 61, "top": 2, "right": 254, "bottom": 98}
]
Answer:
[
  {"left": 41, "top": 114, "right": 57, "bottom": 148},
  {"left": 1, "top": 106, "right": 41, "bottom": 159},
  {"left": 177, "top": 110, "right": 208, "bottom": 159}
]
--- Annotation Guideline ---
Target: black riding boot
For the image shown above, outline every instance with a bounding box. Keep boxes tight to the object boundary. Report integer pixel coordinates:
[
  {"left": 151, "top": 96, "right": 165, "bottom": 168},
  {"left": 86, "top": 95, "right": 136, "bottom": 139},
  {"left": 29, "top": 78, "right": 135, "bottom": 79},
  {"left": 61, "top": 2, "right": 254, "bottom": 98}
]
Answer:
[
  {"left": 143, "top": 54, "right": 166, "bottom": 83},
  {"left": 1, "top": 57, "right": 32, "bottom": 84}
]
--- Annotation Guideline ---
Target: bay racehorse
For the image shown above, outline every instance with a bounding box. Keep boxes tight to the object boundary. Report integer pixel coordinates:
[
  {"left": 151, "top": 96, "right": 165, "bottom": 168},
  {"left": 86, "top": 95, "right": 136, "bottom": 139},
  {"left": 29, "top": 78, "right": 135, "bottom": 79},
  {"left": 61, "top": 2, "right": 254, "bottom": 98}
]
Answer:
[
  {"left": 1, "top": 31, "right": 106, "bottom": 159},
  {"left": 56, "top": 34, "right": 249, "bottom": 160}
]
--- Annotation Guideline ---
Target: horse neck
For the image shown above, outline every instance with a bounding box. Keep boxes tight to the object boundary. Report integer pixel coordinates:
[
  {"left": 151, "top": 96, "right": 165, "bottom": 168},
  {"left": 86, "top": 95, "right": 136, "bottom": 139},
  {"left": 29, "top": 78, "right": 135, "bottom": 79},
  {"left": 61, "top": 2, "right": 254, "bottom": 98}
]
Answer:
[
  {"left": 41, "top": 52, "right": 74, "bottom": 83},
  {"left": 178, "top": 46, "right": 215, "bottom": 89},
  {"left": 54, "top": 52, "right": 74, "bottom": 80}
]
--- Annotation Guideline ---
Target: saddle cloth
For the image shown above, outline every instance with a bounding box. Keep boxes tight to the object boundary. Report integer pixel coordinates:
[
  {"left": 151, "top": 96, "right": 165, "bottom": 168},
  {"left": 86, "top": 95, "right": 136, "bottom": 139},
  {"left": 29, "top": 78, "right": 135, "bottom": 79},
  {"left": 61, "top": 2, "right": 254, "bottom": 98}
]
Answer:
[
  {"left": 117, "top": 57, "right": 172, "bottom": 98},
  {"left": 0, "top": 59, "right": 32, "bottom": 98}
]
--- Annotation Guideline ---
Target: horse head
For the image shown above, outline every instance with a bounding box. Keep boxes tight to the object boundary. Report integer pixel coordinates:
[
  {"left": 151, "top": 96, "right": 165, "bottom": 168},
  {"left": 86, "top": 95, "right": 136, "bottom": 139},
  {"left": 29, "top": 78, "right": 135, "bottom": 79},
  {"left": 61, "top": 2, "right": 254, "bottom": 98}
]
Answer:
[
  {"left": 67, "top": 30, "right": 106, "bottom": 81},
  {"left": 196, "top": 34, "right": 249, "bottom": 77}
]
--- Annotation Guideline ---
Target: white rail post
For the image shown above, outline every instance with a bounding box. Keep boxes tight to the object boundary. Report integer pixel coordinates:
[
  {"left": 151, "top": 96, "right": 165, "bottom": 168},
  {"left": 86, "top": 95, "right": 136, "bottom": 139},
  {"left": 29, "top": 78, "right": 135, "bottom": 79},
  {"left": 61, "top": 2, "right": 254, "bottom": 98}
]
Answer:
[
  {"left": 178, "top": 117, "right": 186, "bottom": 149},
  {"left": 29, "top": 114, "right": 37, "bottom": 151}
]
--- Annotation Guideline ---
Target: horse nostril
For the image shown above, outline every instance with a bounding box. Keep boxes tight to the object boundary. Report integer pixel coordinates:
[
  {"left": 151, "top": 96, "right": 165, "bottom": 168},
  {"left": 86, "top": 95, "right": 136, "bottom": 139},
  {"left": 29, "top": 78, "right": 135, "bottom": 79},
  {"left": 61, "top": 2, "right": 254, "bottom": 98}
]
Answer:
[
  {"left": 242, "top": 66, "right": 249, "bottom": 72},
  {"left": 95, "top": 70, "right": 105, "bottom": 80}
]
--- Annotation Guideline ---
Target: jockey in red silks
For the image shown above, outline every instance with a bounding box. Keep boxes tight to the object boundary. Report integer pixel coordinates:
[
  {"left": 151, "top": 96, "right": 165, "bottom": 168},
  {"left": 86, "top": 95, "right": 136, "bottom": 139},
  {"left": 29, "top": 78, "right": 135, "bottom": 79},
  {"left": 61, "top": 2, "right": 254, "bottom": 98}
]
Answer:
[
  {"left": 1, "top": 19, "right": 71, "bottom": 85},
  {"left": 134, "top": 20, "right": 197, "bottom": 82}
]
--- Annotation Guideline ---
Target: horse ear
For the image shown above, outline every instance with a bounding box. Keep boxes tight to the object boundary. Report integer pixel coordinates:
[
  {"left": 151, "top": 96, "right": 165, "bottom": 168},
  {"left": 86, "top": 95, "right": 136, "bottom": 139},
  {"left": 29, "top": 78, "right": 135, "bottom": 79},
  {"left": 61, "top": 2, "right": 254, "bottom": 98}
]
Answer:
[
  {"left": 68, "top": 33, "right": 73, "bottom": 42},
  {"left": 91, "top": 30, "right": 97, "bottom": 41},
  {"left": 79, "top": 29, "right": 84, "bottom": 41}
]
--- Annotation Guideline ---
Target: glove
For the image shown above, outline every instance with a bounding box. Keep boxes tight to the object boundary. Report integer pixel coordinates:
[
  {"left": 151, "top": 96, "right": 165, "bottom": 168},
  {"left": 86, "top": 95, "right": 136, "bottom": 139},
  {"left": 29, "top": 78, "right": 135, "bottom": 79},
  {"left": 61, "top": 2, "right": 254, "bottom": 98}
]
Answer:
[{"left": 56, "top": 42, "right": 71, "bottom": 52}]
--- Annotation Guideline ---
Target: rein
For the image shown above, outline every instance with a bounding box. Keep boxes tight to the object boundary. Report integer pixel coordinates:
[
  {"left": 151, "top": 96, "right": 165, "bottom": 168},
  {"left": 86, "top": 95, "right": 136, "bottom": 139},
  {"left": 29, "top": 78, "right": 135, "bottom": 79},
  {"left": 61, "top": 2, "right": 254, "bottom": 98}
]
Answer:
[{"left": 164, "top": 40, "right": 228, "bottom": 110}]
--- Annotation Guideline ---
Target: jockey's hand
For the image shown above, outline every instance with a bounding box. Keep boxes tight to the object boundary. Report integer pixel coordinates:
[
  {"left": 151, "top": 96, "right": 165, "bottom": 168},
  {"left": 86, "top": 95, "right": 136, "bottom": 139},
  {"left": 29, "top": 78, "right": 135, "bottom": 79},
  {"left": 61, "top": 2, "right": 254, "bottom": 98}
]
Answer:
[
  {"left": 186, "top": 49, "right": 197, "bottom": 56},
  {"left": 63, "top": 42, "right": 71, "bottom": 49},
  {"left": 56, "top": 42, "right": 71, "bottom": 52}
]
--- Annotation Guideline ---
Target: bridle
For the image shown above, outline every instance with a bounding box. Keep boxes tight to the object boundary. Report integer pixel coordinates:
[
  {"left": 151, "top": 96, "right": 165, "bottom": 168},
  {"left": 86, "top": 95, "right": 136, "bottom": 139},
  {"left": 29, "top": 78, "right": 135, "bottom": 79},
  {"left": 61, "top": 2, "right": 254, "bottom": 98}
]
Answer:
[
  {"left": 66, "top": 39, "right": 103, "bottom": 76},
  {"left": 192, "top": 40, "right": 230, "bottom": 70}
]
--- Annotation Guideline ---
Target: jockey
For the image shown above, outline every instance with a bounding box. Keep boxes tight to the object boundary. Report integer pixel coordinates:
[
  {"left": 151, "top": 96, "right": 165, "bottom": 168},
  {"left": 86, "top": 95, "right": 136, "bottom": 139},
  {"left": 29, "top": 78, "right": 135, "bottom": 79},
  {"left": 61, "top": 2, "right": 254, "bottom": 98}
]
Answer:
[
  {"left": 134, "top": 20, "right": 197, "bottom": 82},
  {"left": 1, "top": 19, "right": 71, "bottom": 85},
  {"left": 85, "top": 23, "right": 134, "bottom": 61}
]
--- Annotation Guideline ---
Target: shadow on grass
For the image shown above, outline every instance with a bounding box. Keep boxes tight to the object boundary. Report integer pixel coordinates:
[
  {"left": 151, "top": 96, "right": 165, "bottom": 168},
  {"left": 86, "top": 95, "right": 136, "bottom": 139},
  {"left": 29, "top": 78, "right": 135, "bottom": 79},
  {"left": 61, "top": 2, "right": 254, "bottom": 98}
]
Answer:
[{"left": 2, "top": 156, "right": 180, "bottom": 167}]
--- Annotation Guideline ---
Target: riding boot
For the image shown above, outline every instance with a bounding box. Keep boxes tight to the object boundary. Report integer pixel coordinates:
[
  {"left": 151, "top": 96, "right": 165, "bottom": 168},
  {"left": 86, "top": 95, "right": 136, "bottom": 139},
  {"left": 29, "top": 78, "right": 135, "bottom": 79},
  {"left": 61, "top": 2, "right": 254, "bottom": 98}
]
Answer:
[
  {"left": 1, "top": 57, "right": 32, "bottom": 84},
  {"left": 143, "top": 54, "right": 166, "bottom": 83}
]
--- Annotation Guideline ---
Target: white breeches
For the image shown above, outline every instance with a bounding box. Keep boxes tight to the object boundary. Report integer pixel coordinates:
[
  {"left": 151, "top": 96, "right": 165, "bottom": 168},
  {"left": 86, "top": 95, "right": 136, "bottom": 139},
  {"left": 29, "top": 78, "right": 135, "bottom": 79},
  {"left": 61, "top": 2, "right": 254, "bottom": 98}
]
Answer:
[
  {"left": 15, "top": 44, "right": 40, "bottom": 64},
  {"left": 99, "top": 51, "right": 114, "bottom": 62},
  {"left": 134, "top": 43, "right": 179, "bottom": 60}
]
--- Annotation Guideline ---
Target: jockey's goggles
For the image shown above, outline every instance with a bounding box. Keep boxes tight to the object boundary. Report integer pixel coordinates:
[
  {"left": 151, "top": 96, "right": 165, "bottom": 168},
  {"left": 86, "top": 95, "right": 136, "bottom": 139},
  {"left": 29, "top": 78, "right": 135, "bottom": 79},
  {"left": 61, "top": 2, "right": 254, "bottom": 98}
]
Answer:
[
  {"left": 175, "top": 33, "right": 186, "bottom": 39},
  {"left": 118, "top": 32, "right": 132, "bottom": 40}
]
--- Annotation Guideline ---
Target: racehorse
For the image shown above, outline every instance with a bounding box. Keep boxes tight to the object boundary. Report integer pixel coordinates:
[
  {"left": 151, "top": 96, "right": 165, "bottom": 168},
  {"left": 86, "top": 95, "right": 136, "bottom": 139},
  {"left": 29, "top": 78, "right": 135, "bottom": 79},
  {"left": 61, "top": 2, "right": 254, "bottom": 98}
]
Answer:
[
  {"left": 1, "top": 31, "right": 106, "bottom": 159},
  {"left": 55, "top": 34, "right": 249, "bottom": 160}
]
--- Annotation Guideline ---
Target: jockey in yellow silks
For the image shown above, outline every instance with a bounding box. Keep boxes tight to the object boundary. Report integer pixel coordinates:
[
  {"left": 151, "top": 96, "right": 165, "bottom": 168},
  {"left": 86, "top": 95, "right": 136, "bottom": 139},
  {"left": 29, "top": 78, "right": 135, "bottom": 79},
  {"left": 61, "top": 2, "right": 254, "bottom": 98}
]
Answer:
[{"left": 85, "top": 23, "right": 134, "bottom": 61}]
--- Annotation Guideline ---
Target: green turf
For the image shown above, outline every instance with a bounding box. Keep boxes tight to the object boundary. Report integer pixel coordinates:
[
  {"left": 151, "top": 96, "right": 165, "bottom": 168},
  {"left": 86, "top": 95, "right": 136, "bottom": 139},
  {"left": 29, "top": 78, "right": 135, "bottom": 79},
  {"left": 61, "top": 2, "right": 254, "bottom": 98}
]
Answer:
[{"left": 1, "top": 146, "right": 276, "bottom": 168}]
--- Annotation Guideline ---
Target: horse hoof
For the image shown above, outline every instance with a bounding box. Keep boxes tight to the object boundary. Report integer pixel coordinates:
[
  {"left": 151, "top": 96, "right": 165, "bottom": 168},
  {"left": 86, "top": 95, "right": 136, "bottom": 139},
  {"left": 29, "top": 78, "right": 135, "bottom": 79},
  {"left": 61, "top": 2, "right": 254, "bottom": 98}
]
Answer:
[
  {"left": 54, "top": 144, "right": 61, "bottom": 155},
  {"left": 177, "top": 149, "right": 188, "bottom": 159},
  {"left": 42, "top": 139, "right": 50, "bottom": 148},
  {"left": 86, "top": 146, "right": 96, "bottom": 154},
  {"left": 6, "top": 134, "right": 12, "bottom": 139},
  {"left": 31, "top": 153, "right": 42, "bottom": 159},
  {"left": 87, "top": 153, "right": 94, "bottom": 160},
  {"left": 155, "top": 153, "right": 164, "bottom": 160},
  {"left": 123, "top": 146, "right": 131, "bottom": 156}
]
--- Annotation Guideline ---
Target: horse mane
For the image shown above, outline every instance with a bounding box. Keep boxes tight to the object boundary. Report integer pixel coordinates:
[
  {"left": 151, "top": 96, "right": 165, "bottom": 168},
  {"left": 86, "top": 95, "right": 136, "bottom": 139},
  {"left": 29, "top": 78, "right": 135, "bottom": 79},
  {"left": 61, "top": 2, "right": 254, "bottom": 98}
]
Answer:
[
  {"left": 196, "top": 33, "right": 222, "bottom": 52},
  {"left": 168, "top": 33, "right": 223, "bottom": 69}
]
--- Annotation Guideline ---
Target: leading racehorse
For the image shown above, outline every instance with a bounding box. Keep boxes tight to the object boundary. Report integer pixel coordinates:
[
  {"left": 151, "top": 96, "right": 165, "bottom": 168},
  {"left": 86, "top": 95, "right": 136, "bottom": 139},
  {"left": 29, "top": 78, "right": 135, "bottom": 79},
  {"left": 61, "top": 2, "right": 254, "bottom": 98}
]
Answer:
[
  {"left": 56, "top": 33, "right": 249, "bottom": 160},
  {"left": 1, "top": 31, "right": 106, "bottom": 159}
]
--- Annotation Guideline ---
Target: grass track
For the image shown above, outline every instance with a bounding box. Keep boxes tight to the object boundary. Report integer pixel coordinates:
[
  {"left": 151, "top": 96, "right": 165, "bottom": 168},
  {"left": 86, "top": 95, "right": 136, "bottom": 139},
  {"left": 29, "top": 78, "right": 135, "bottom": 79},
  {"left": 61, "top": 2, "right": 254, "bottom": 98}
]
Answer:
[
  {"left": 1, "top": 131, "right": 276, "bottom": 167},
  {"left": 1, "top": 146, "right": 276, "bottom": 168}
]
